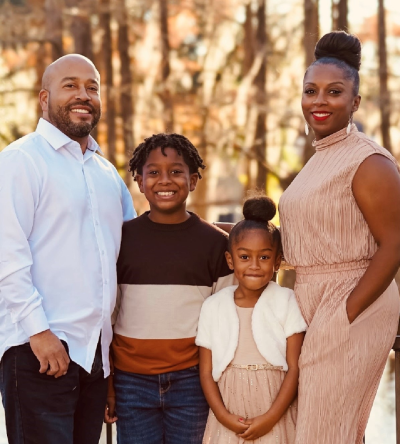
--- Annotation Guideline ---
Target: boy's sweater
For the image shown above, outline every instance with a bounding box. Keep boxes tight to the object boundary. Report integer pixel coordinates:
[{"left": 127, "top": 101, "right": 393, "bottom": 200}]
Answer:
[{"left": 112, "top": 212, "right": 234, "bottom": 375}]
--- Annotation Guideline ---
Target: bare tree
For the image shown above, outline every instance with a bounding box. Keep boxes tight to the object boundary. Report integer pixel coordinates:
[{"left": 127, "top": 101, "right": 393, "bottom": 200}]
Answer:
[
  {"left": 303, "top": 0, "right": 319, "bottom": 164},
  {"left": 243, "top": 2, "right": 255, "bottom": 77},
  {"left": 99, "top": 0, "right": 117, "bottom": 165},
  {"left": 116, "top": 0, "right": 135, "bottom": 183},
  {"left": 65, "top": 0, "right": 94, "bottom": 60},
  {"left": 159, "top": 0, "right": 174, "bottom": 132},
  {"left": 332, "top": 0, "right": 348, "bottom": 31},
  {"left": 378, "top": 0, "right": 392, "bottom": 152},
  {"left": 253, "top": 0, "right": 268, "bottom": 189},
  {"left": 45, "top": 0, "right": 63, "bottom": 60}
]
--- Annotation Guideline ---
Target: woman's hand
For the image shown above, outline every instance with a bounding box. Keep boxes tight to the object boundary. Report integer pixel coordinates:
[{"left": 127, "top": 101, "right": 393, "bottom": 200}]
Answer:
[
  {"left": 238, "top": 414, "right": 274, "bottom": 440},
  {"left": 104, "top": 396, "right": 118, "bottom": 424}
]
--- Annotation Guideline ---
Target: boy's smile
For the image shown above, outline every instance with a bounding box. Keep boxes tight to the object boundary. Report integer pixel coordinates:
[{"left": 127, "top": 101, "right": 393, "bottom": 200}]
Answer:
[{"left": 136, "top": 147, "right": 199, "bottom": 224}]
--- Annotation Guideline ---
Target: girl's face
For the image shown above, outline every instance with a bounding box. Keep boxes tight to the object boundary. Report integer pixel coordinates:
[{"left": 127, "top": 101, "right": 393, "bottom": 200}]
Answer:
[
  {"left": 302, "top": 63, "right": 361, "bottom": 140},
  {"left": 225, "top": 229, "right": 282, "bottom": 293}
]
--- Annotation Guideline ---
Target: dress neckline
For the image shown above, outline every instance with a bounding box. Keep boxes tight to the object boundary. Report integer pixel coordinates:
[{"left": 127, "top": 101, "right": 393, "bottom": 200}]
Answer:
[{"left": 312, "top": 124, "right": 357, "bottom": 151}]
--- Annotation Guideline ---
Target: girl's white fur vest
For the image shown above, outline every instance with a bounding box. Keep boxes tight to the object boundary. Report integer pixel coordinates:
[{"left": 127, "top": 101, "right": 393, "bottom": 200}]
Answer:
[{"left": 195, "top": 282, "right": 307, "bottom": 381}]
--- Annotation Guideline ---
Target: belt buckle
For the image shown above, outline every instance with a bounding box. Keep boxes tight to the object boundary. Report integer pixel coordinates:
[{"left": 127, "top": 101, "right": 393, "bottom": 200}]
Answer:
[{"left": 247, "top": 364, "right": 259, "bottom": 370}]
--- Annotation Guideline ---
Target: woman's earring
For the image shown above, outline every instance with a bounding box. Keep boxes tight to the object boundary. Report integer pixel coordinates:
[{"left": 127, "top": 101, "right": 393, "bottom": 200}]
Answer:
[
  {"left": 346, "top": 115, "right": 353, "bottom": 135},
  {"left": 305, "top": 122, "right": 309, "bottom": 136}
]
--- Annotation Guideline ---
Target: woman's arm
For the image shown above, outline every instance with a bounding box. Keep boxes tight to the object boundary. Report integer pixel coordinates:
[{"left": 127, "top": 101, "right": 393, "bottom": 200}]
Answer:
[
  {"left": 238, "top": 332, "right": 305, "bottom": 441},
  {"left": 199, "top": 347, "right": 249, "bottom": 434},
  {"left": 346, "top": 154, "right": 400, "bottom": 323}
]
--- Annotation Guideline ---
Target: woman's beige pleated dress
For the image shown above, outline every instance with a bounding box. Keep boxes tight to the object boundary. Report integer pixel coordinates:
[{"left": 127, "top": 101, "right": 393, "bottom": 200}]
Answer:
[{"left": 279, "top": 125, "right": 400, "bottom": 444}]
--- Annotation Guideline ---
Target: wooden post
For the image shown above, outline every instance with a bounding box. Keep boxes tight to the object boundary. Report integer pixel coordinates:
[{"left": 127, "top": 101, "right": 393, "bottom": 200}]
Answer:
[
  {"left": 106, "top": 423, "right": 113, "bottom": 444},
  {"left": 393, "top": 319, "right": 400, "bottom": 444}
]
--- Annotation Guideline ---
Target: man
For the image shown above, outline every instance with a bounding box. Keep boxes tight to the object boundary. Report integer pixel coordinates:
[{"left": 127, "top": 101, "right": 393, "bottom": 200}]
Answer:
[{"left": 0, "top": 54, "right": 135, "bottom": 444}]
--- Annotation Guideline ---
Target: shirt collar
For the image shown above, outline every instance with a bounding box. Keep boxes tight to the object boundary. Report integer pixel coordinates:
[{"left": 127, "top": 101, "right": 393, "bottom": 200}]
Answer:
[{"left": 35, "top": 118, "right": 104, "bottom": 155}]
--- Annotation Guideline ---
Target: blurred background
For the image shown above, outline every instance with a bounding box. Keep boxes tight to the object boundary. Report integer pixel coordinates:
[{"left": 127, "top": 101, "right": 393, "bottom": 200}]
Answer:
[{"left": 0, "top": 0, "right": 399, "bottom": 442}]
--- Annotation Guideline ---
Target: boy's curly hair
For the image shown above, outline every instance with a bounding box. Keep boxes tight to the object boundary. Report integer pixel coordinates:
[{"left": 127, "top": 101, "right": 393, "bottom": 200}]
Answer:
[{"left": 128, "top": 133, "right": 206, "bottom": 180}]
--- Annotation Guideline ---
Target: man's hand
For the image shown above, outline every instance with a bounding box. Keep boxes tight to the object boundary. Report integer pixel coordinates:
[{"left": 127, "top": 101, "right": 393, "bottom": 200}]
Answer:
[
  {"left": 29, "top": 329, "right": 70, "bottom": 378},
  {"left": 104, "top": 396, "right": 118, "bottom": 424}
]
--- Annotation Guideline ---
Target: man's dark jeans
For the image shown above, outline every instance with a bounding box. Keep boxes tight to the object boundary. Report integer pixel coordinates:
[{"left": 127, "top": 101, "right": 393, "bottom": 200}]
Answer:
[
  {"left": 114, "top": 365, "right": 209, "bottom": 444},
  {"left": 0, "top": 340, "right": 108, "bottom": 444}
]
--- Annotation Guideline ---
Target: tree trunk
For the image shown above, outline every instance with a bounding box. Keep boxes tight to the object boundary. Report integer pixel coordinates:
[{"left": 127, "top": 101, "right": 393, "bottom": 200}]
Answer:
[
  {"left": 159, "top": 0, "right": 174, "bottom": 132},
  {"left": 35, "top": 43, "right": 48, "bottom": 120},
  {"left": 100, "top": 0, "right": 117, "bottom": 165},
  {"left": 116, "top": 0, "right": 135, "bottom": 184},
  {"left": 65, "top": 0, "right": 94, "bottom": 60},
  {"left": 253, "top": 0, "right": 268, "bottom": 190},
  {"left": 303, "top": 0, "right": 319, "bottom": 165},
  {"left": 378, "top": 0, "right": 392, "bottom": 152},
  {"left": 45, "top": 0, "right": 63, "bottom": 60},
  {"left": 332, "top": 0, "right": 348, "bottom": 31},
  {"left": 243, "top": 3, "right": 254, "bottom": 77}
]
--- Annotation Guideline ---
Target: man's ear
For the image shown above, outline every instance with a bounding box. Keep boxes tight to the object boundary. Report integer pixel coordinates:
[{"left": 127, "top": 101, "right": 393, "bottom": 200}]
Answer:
[
  {"left": 39, "top": 89, "right": 49, "bottom": 113},
  {"left": 225, "top": 251, "right": 234, "bottom": 270},
  {"left": 135, "top": 175, "right": 145, "bottom": 194},
  {"left": 189, "top": 173, "right": 199, "bottom": 192}
]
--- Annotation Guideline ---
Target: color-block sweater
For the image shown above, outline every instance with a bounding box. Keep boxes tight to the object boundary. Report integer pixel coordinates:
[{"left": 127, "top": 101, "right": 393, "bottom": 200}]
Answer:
[{"left": 111, "top": 212, "right": 234, "bottom": 375}]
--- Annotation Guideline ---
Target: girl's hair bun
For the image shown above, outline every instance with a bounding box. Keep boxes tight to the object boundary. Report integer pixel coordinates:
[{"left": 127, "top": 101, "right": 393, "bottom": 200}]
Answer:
[
  {"left": 243, "top": 192, "right": 276, "bottom": 223},
  {"left": 315, "top": 31, "right": 361, "bottom": 71}
]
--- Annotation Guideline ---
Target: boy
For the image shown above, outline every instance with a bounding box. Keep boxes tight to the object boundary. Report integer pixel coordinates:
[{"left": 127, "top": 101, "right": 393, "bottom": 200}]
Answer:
[{"left": 105, "top": 133, "right": 234, "bottom": 443}]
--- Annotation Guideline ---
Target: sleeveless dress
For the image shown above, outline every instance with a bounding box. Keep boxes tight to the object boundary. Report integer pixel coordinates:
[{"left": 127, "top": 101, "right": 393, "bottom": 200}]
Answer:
[
  {"left": 279, "top": 125, "right": 400, "bottom": 444},
  {"left": 203, "top": 306, "right": 297, "bottom": 444}
]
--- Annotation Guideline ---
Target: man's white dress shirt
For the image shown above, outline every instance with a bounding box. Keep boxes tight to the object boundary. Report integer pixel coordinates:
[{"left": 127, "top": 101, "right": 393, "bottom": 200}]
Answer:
[{"left": 0, "top": 118, "right": 135, "bottom": 376}]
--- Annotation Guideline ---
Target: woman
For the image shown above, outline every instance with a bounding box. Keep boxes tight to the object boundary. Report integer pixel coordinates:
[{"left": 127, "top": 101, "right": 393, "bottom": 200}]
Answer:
[{"left": 279, "top": 31, "right": 400, "bottom": 444}]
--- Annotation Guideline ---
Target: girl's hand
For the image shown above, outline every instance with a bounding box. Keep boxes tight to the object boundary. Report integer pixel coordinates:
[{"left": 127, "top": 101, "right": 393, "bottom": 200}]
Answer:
[
  {"left": 220, "top": 413, "right": 249, "bottom": 434},
  {"left": 238, "top": 415, "right": 274, "bottom": 440}
]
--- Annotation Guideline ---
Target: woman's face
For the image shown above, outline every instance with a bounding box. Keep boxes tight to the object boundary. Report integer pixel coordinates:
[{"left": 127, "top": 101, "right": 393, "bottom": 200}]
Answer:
[{"left": 302, "top": 63, "right": 361, "bottom": 141}]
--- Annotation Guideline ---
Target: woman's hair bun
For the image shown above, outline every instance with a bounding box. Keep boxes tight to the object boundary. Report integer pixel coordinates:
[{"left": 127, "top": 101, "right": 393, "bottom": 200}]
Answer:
[
  {"left": 315, "top": 31, "right": 361, "bottom": 71},
  {"left": 243, "top": 192, "right": 276, "bottom": 223}
]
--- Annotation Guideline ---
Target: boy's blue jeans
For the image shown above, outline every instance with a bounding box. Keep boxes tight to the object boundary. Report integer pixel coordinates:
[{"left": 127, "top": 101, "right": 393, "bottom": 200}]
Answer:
[{"left": 114, "top": 365, "right": 209, "bottom": 444}]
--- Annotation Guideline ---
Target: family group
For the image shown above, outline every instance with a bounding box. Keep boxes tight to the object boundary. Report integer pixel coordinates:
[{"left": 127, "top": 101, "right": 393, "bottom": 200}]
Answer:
[{"left": 0, "top": 30, "right": 399, "bottom": 444}]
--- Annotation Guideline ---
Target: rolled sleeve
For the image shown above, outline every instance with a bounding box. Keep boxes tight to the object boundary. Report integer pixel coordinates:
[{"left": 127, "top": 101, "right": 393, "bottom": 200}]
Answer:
[{"left": 0, "top": 150, "right": 48, "bottom": 337}]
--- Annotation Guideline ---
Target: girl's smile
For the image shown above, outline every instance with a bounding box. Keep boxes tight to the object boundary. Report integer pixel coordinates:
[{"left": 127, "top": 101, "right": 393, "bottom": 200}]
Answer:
[{"left": 225, "top": 229, "right": 281, "bottom": 302}]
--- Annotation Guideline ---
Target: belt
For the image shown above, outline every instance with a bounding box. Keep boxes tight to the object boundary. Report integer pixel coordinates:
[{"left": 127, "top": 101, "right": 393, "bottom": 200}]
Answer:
[{"left": 227, "top": 363, "right": 283, "bottom": 371}]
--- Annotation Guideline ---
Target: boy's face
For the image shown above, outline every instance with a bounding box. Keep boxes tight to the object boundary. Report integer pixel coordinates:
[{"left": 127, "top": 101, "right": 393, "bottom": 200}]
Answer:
[{"left": 136, "top": 147, "right": 199, "bottom": 223}]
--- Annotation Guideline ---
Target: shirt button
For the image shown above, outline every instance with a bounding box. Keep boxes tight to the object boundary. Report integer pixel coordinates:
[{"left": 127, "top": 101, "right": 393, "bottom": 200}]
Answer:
[
  {"left": 95, "top": 221, "right": 99, "bottom": 226},
  {"left": 101, "top": 250, "right": 105, "bottom": 255},
  {"left": 104, "top": 280, "right": 108, "bottom": 285}
]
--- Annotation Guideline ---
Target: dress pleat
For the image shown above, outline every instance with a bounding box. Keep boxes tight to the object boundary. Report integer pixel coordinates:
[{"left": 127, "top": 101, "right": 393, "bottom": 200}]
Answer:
[{"left": 279, "top": 125, "right": 400, "bottom": 444}]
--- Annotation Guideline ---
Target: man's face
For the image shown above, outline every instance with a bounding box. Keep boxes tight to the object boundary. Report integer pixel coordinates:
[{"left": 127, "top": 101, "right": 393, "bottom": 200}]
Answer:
[{"left": 41, "top": 57, "right": 101, "bottom": 140}]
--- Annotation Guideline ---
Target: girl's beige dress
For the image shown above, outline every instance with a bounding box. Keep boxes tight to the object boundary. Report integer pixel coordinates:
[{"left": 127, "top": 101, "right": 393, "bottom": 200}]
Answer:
[
  {"left": 203, "top": 306, "right": 297, "bottom": 444},
  {"left": 279, "top": 125, "right": 400, "bottom": 444}
]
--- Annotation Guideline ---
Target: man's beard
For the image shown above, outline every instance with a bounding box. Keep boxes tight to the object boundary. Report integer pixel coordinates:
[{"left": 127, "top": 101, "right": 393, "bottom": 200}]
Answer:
[{"left": 48, "top": 100, "right": 101, "bottom": 139}]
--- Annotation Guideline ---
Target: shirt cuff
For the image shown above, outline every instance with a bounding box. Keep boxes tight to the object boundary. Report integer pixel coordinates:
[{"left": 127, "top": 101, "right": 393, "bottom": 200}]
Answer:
[{"left": 19, "top": 305, "right": 50, "bottom": 337}]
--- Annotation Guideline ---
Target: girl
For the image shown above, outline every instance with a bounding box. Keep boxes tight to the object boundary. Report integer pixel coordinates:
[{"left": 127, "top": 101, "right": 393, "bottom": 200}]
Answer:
[{"left": 196, "top": 194, "right": 306, "bottom": 443}]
